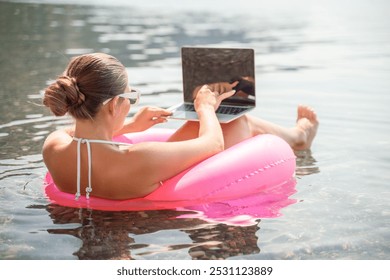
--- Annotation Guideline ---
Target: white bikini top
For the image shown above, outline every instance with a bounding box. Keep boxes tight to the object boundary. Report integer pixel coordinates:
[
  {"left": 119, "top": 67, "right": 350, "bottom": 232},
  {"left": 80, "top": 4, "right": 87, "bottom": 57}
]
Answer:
[{"left": 72, "top": 137, "right": 133, "bottom": 200}]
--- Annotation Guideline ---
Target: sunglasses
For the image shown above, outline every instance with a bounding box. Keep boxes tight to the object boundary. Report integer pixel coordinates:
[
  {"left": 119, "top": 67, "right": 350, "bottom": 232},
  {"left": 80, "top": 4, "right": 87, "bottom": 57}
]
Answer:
[{"left": 102, "top": 88, "right": 140, "bottom": 106}]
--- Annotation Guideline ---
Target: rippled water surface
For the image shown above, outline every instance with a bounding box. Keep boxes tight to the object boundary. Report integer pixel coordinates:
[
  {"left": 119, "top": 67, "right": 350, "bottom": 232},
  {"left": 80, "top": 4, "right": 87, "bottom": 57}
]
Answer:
[{"left": 1, "top": 0, "right": 389, "bottom": 259}]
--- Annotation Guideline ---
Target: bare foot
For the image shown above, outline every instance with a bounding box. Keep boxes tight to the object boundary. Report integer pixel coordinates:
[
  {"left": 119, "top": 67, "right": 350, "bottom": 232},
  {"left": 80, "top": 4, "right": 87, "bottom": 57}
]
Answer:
[{"left": 292, "top": 105, "right": 319, "bottom": 150}]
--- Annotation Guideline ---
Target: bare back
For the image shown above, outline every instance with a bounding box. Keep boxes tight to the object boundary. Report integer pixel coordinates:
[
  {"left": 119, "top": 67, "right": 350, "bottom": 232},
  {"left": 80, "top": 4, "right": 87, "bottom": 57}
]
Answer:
[{"left": 42, "top": 130, "right": 160, "bottom": 200}]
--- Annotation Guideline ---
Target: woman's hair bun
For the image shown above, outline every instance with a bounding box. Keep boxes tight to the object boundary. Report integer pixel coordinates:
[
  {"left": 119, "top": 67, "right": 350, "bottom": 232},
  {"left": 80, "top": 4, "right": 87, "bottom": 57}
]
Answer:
[
  {"left": 43, "top": 75, "right": 86, "bottom": 117},
  {"left": 43, "top": 53, "right": 128, "bottom": 120}
]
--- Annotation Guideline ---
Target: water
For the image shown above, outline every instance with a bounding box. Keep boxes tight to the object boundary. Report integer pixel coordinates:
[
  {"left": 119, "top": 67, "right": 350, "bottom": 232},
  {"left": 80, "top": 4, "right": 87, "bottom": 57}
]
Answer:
[{"left": 0, "top": 0, "right": 389, "bottom": 260}]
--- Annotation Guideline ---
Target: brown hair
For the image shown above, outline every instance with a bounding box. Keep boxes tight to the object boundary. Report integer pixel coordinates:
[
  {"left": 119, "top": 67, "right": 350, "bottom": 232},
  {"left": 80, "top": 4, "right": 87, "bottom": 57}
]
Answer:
[{"left": 43, "top": 53, "right": 127, "bottom": 119}]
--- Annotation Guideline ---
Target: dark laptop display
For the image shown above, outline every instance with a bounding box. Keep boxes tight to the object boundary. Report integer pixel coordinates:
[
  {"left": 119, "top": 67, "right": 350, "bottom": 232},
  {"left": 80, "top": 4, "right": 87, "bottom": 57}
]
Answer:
[{"left": 169, "top": 47, "right": 256, "bottom": 123}]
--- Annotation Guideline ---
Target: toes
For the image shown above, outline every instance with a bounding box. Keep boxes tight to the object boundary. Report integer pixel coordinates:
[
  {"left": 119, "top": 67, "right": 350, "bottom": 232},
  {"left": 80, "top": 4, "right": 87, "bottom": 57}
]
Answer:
[
  {"left": 297, "top": 105, "right": 318, "bottom": 123},
  {"left": 307, "top": 107, "right": 318, "bottom": 124},
  {"left": 297, "top": 105, "right": 309, "bottom": 120},
  {"left": 297, "top": 105, "right": 305, "bottom": 121}
]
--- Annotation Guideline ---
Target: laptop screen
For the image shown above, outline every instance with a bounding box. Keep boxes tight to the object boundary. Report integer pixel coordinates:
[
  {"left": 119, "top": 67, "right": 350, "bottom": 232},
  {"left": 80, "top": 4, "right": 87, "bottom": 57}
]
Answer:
[{"left": 181, "top": 47, "right": 255, "bottom": 106}]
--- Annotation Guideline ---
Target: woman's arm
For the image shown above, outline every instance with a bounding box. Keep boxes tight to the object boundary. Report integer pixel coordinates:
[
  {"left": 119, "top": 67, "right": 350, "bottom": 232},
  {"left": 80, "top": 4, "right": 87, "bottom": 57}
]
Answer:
[{"left": 112, "top": 86, "right": 236, "bottom": 197}]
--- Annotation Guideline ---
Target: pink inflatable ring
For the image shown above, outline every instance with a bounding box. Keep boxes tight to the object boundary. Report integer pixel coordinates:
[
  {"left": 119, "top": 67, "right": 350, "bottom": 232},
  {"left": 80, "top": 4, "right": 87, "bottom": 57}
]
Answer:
[{"left": 44, "top": 128, "right": 296, "bottom": 211}]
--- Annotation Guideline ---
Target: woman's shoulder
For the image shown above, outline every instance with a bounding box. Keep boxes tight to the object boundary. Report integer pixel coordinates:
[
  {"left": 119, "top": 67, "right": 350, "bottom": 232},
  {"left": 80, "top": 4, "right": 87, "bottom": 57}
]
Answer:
[{"left": 42, "top": 128, "right": 73, "bottom": 156}]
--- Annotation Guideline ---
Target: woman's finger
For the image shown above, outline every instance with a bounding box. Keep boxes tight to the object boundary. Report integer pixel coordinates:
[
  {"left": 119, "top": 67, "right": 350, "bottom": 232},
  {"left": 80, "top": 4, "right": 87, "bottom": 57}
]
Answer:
[{"left": 218, "top": 90, "right": 236, "bottom": 100}]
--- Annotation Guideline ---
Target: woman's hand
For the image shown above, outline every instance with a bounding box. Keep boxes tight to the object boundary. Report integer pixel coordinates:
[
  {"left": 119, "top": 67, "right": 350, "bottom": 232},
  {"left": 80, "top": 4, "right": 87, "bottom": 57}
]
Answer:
[
  {"left": 132, "top": 106, "right": 172, "bottom": 130},
  {"left": 194, "top": 84, "right": 236, "bottom": 112},
  {"left": 115, "top": 106, "right": 172, "bottom": 135}
]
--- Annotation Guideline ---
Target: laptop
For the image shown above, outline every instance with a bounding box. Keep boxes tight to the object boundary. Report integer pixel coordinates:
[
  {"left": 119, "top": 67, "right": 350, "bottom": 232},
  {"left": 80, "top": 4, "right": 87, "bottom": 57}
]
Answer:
[{"left": 169, "top": 47, "right": 256, "bottom": 123}]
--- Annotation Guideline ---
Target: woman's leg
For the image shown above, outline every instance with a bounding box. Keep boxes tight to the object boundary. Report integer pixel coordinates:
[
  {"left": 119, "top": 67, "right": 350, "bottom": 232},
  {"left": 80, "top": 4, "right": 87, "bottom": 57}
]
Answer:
[{"left": 168, "top": 105, "right": 319, "bottom": 150}]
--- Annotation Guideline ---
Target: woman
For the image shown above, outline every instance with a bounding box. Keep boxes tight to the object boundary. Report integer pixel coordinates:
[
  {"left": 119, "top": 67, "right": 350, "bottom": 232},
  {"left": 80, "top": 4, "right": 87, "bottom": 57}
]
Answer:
[{"left": 42, "top": 53, "right": 318, "bottom": 200}]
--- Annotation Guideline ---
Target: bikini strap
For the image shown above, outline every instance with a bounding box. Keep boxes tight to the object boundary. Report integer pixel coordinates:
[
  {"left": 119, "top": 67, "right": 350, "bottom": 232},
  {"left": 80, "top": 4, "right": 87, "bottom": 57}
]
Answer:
[
  {"left": 72, "top": 137, "right": 133, "bottom": 200},
  {"left": 75, "top": 138, "right": 93, "bottom": 200}
]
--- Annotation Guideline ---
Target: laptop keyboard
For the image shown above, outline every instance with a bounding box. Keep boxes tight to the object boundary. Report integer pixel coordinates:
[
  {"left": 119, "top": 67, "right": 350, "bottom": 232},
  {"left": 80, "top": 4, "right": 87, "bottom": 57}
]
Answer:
[{"left": 179, "top": 104, "right": 248, "bottom": 115}]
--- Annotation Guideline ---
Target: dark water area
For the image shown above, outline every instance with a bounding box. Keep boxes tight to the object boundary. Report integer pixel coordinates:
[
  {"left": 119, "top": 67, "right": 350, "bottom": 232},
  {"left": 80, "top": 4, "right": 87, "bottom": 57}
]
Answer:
[{"left": 0, "top": 0, "right": 389, "bottom": 259}]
